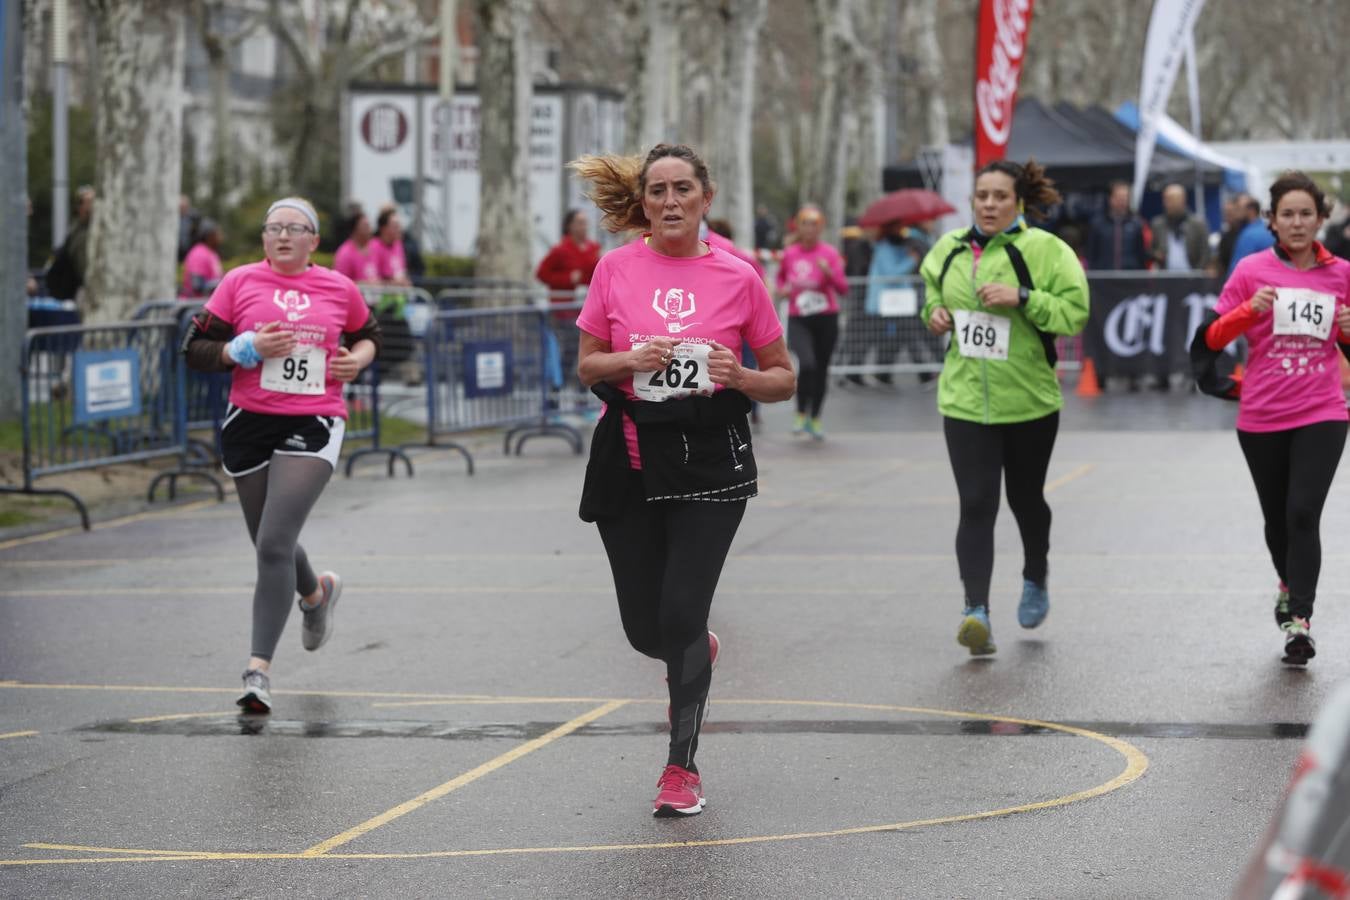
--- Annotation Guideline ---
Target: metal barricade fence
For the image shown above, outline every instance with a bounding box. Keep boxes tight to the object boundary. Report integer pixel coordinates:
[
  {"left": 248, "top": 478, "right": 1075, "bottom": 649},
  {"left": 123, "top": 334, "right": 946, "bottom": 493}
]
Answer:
[
  {"left": 409, "top": 303, "right": 583, "bottom": 474},
  {"left": 0, "top": 319, "right": 224, "bottom": 529},
  {"left": 826, "top": 275, "right": 1085, "bottom": 379},
  {"left": 343, "top": 363, "right": 414, "bottom": 478},
  {"left": 542, "top": 295, "right": 603, "bottom": 420}
]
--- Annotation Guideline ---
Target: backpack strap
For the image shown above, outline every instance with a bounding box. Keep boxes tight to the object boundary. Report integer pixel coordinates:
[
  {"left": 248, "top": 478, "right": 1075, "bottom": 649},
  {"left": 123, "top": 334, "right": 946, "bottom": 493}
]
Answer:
[{"left": 1002, "top": 240, "right": 1058, "bottom": 368}]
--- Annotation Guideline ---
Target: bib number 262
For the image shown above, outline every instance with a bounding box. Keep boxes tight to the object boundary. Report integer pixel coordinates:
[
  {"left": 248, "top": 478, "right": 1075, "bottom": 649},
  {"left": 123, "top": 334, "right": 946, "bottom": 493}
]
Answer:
[{"left": 633, "top": 343, "right": 714, "bottom": 402}]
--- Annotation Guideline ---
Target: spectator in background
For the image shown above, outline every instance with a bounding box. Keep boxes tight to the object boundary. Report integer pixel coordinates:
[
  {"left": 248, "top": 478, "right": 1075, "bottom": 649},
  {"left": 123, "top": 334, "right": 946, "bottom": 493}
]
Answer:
[
  {"left": 754, "top": 204, "right": 779, "bottom": 250},
  {"left": 1086, "top": 181, "right": 1148, "bottom": 271},
  {"left": 1214, "top": 194, "right": 1246, "bottom": 276},
  {"left": 45, "top": 185, "right": 94, "bottom": 303},
  {"left": 178, "top": 194, "right": 200, "bottom": 263},
  {"left": 371, "top": 206, "right": 412, "bottom": 286},
  {"left": 333, "top": 210, "right": 380, "bottom": 284},
  {"left": 1228, "top": 194, "right": 1276, "bottom": 275},
  {"left": 535, "top": 209, "right": 601, "bottom": 295},
  {"left": 1150, "top": 183, "right": 1211, "bottom": 271},
  {"left": 1320, "top": 201, "right": 1350, "bottom": 262},
  {"left": 180, "top": 219, "right": 224, "bottom": 298}
]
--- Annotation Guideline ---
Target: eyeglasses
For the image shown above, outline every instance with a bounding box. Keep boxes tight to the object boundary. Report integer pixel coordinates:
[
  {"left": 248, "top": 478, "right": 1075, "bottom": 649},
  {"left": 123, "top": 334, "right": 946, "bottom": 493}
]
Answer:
[{"left": 262, "top": 223, "right": 316, "bottom": 237}]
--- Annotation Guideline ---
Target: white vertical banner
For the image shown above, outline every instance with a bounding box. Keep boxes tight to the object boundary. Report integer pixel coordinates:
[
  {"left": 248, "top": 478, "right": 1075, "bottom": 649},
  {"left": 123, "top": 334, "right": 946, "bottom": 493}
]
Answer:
[
  {"left": 1183, "top": 29, "right": 1203, "bottom": 211},
  {"left": 1132, "top": 0, "right": 1208, "bottom": 206}
]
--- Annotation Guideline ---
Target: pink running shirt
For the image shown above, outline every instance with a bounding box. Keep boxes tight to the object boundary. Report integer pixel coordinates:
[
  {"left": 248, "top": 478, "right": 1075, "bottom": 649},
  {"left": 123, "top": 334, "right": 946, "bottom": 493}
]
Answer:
[
  {"left": 1215, "top": 246, "right": 1350, "bottom": 432},
  {"left": 370, "top": 238, "right": 408, "bottom": 282},
  {"left": 180, "top": 243, "right": 224, "bottom": 298},
  {"left": 776, "top": 241, "right": 849, "bottom": 317},
  {"left": 205, "top": 261, "right": 373, "bottom": 419},
  {"left": 334, "top": 238, "right": 380, "bottom": 284},
  {"left": 577, "top": 238, "right": 783, "bottom": 468}
]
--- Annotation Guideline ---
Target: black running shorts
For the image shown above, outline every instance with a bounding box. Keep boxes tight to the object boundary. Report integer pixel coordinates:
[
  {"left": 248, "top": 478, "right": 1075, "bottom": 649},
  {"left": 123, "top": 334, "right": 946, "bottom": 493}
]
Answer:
[{"left": 219, "top": 405, "right": 345, "bottom": 476}]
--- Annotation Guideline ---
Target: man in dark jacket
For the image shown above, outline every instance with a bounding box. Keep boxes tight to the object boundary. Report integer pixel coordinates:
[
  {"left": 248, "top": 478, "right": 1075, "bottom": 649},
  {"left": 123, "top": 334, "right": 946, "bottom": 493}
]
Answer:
[
  {"left": 1149, "top": 183, "right": 1211, "bottom": 271},
  {"left": 1086, "top": 181, "right": 1148, "bottom": 270}
]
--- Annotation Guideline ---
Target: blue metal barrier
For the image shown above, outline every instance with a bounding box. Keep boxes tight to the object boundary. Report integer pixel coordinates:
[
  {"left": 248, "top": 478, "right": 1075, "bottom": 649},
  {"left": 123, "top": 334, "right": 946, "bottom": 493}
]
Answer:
[{"left": 0, "top": 319, "right": 224, "bottom": 529}]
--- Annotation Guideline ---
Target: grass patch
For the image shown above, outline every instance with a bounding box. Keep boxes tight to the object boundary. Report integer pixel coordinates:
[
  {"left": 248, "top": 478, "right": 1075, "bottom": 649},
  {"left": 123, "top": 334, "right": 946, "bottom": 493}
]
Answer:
[
  {"left": 0, "top": 417, "right": 23, "bottom": 453},
  {"left": 0, "top": 507, "right": 39, "bottom": 528},
  {"left": 346, "top": 415, "right": 427, "bottom": 450}
]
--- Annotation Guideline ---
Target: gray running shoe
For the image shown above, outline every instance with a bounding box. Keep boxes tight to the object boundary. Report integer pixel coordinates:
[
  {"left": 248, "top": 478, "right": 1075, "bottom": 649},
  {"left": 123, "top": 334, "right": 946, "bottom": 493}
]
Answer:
[
  {"left": 300, "top": 571, "right": 342, "bottom": 651},
  {"left": 237, "top": 669, "right": 272, "bottom": 713}
]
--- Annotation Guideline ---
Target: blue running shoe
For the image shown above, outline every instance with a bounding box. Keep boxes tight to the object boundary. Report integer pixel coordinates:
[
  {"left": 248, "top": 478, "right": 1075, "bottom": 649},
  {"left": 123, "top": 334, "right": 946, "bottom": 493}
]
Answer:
[
  {"left": 957, "top": 607, "right": 996, "bottom": 656},
  {"left": 1018, "top": 580, "right": 1049, "bottom": 629}
]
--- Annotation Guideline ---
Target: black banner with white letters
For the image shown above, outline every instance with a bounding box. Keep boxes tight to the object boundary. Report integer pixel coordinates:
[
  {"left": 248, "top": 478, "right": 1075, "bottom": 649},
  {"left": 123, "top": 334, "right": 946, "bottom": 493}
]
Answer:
[{"left": 1082, "top": 275, "right": 1241, "bottom": 378}]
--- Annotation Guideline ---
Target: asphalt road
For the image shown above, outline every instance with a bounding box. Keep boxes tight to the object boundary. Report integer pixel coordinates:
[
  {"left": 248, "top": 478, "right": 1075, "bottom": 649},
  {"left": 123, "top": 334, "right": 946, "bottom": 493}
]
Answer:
[{"left": 0, "top": 383, "right": 1339, "bottom": 899}]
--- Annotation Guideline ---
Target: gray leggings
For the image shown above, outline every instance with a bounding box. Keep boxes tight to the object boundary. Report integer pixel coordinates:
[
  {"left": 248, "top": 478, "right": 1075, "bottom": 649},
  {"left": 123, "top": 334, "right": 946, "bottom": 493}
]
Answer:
[{"left": 234, "top": 455, "right": 332, "bottom": 661}]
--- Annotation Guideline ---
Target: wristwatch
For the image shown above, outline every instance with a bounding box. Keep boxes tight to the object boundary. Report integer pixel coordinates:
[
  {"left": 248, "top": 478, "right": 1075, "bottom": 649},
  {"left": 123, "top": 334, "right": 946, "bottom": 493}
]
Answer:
[{"left": 1018, "top": 286, "right": 1030, "bottom": 307}]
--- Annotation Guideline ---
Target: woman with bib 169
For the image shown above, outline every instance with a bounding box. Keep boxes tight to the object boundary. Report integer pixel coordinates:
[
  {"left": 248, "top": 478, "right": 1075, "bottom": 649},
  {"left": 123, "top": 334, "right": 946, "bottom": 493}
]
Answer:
[
  {"left": 920, "top": 159, "right": 1089, "bottom": 657},
  {"left": 571, "top": 144, "right": 794, "bottom": 818}
]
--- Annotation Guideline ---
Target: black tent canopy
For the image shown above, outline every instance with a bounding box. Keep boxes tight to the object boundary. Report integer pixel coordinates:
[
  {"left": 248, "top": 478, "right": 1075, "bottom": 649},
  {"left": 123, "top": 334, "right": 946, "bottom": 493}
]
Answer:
[{"left": 883, "top": 98, "right": 1224, "bottom": 193}]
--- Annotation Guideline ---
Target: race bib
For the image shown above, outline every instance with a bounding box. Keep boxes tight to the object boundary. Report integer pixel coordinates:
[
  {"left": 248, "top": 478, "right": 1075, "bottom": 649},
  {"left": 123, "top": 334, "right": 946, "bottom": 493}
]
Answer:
[
  {"left": 878, "top": 287, "right": 919, "bottom": 317},
  {"left": 633, "top": 343, "right": 714, "bottom": 402},
  {"left": 952, "top": 309, "right": 1011, "bottom": 360},
  {"left": 260, "top": 346, "right": 327, "bottom": 395},
  {"left": 796, "top": 290, "right": 830, "bottom": 316},
  {"left": 1274, "top": 288, "right": 1335, "bottom": 340}
]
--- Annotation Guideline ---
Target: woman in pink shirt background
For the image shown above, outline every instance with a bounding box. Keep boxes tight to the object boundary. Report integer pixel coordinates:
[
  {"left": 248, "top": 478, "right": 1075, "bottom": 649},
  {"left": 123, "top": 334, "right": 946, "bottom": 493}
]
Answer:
[
  {"left": 179, "top": 219, "right": 224, "bottom": 298},
  {"left": 573, "top": 143, "right": 794, "bottom": 818},
  {"left": 371, "top": 207, "right": 411, "bottom": 285},
  {"left": 1200, "top": 171, "right": 1350, "bottom": 665},
  {"left": 333, "top": 210, "right": 381, "bottom": 284},
  {"left": 776, "top": 206, "right": 849, "bottom": 438}
]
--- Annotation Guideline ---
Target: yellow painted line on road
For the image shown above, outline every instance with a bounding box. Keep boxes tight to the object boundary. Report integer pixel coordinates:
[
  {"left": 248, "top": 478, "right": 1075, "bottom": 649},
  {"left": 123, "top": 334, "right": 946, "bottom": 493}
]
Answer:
[
  {"left": 0, "top": 681, "right": 529, "bottom": 702},
  {"left": 0, "top": 730, "right": 38, "bottom": 740},
  {"left": 300, "top": 699, "right": 629, "bottom": 856},
  {"left": 1, "top": 699, "right": 1148, "bottom": 867},
  {"left": 371, "top": 697, "right": 642, "bottom": 708},
  {"left": 0, "top": 497, "right": 230, "bottom": 552},
  {"left": 126, "top": 711, "right": 239, "bottom": 725},
  {"left": 1044, "top": 463, "right": 1095, "bottom": 494}
]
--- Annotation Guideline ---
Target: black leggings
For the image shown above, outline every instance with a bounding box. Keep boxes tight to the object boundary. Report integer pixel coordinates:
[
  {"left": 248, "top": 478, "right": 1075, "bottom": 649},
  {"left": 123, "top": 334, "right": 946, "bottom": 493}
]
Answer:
[
  {"left": 789, "top": 313, "right": 839, "bottom": 418},
  {"left": 943, "top": 413, "right": 1059, "bottom": 609},
  {"left": 596, "top": 472, "right": 746, "bottom": 772},
  {"left": 1237, "top": 421, "right": 1347, "bottom": 621},
  {"left": 234, "top": 456, "right": 331, "bottom": 661}
]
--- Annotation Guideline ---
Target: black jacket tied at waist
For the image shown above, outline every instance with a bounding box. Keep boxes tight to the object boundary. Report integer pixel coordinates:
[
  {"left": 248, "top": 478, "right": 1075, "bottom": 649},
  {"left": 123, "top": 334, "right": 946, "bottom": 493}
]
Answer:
[{"left": 579, "top": 382, "right": 758, "bottom": 522}]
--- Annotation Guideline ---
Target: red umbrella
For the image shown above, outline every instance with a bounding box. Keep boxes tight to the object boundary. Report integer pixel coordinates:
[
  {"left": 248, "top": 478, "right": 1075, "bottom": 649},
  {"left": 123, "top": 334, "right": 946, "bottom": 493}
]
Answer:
[{"left": 857, "top": 189, "right": 956, "bottom": 228}]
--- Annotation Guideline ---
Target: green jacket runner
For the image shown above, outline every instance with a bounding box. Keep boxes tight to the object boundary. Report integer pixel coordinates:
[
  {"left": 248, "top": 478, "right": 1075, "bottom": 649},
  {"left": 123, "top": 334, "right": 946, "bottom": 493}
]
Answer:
[{"left": 920, "top": 222, "right": 1089, "bottom": 425}]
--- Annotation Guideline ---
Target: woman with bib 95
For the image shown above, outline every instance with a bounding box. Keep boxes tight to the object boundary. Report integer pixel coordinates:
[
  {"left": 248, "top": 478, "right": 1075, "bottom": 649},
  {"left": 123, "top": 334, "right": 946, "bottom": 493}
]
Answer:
[
  {"left": 920, "top": 159, "right": 1089, "bottom": 656},
  {"left": 571, "top": 144, "right": 794, "bottom": 817},
  {"left": 183, "top": 197, "right": 381, "bottom": 712},
  {"left": 1192, "top": 171, "right": 1350, "bottom": 665}
]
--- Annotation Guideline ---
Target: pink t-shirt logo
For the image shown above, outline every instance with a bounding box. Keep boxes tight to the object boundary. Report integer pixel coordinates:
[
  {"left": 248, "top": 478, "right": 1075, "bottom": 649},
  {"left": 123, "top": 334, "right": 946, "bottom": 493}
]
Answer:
[
  {"left": 651, "top": 286, "right": 701, "bottom": 333},
  {"left": 273, "top": 289, "right": 313, "bottom": 322}
]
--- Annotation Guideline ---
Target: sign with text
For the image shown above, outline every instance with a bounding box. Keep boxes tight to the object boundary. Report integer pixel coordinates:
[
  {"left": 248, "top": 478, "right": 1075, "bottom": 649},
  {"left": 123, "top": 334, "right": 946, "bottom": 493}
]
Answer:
[
  {"left": 463, "top": 340, "right": 513, "bottom": 398},
  {"left": 73, "top": 350, "right": 141, "bottom": 424},
  {"left": 1082, "top": 274, "right": 1233, "bottom": 378}
]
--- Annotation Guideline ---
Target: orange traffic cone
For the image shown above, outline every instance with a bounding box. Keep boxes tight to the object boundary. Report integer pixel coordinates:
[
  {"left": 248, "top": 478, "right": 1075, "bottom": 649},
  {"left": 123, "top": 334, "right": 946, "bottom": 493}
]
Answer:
[{"left": 1075, "top": 357, "right": 1102, "bottom": 397}]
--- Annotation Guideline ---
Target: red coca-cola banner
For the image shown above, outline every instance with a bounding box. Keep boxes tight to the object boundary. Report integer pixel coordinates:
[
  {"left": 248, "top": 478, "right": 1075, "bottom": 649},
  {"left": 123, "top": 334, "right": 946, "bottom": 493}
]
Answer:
[{"left": 974, "top": 0, "right": 1035, "bottom": 169}]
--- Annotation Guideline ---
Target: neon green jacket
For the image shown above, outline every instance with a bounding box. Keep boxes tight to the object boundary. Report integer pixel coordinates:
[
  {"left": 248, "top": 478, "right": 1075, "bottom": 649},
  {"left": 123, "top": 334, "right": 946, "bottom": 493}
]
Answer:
[{"left": 920, "top": 222, "right": 1089, "bottom": 424}]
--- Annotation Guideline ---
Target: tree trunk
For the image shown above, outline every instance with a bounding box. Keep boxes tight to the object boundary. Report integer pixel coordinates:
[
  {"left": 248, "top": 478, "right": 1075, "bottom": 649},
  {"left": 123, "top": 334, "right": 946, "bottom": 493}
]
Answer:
[
  {"left": 714, "top": 0, "right": 766, "bottom": 246},
  {"left": 804, "top": 0, "right": 851, "bottom": 241},
  {"left": 473, "top": 0, "right": 533, "bottom": 285},
  {"left": 1, "top": 0, "right": 27, "bottom": 419},
  {"left": 913, "top": 0, "right": 948, "bottom": 147},
  {"left": 850, "top": 0, "right": 885, "bottom": 211},
  {"left": 83, "top": 0, "right": 185, "bottom": 321},
  {"left": 638, "top": 0, "right": 681, "bottom": 148}
]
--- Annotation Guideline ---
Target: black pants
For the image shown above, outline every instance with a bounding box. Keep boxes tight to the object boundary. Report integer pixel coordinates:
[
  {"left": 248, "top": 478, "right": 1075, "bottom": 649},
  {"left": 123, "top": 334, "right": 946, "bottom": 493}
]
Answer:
[
  {"left": 943, "top": 413, "right": 1059, "bottom": 609},
  {"left": 1237, "top": 421, "right": 1347, "bottom": 621},
  {"left": 789, "top": 313, "right": 839, "bottom": 418},
  {"left": 596, "top": 472, "right": 746, "bottom": 772}
]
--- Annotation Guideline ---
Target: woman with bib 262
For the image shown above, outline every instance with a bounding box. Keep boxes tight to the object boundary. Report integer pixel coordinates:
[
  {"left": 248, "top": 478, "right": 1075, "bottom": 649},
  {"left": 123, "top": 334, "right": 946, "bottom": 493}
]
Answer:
[
  {"left": 572, "top": 144, "right": 794, "bottom": 817},
  {"left": 920, "top": 159, "right": 1088, "bottom": 656},
  {"left": 1192, "top": 171, "right": 1350, "bottom": 665}
]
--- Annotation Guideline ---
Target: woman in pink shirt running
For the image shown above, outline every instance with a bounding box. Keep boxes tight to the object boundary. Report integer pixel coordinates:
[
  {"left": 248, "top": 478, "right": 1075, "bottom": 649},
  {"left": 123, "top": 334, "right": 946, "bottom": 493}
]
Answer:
[
  {"left": 179, "top": 219, "right": 224, "bottom": 298},
  {"left": 1197, "top": 172, "right": 1350, "bottom": 665},
  {"left": 182, "top": 197, "right": 382, "bottom": 711},
  {"left": 333, "top": 210, "right": 381, "bottom": 284},
  {"left": 776, "top": 206, "right": 849, "bottom": 438},
  {"left": 572, "top": 144, "right": 795, "bottom": 817}
]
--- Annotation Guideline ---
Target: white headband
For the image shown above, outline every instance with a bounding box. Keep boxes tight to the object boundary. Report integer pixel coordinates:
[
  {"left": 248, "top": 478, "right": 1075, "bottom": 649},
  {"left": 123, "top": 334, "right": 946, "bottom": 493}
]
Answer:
[{"left": 265, "top": 199, "right": 319, "bottom": 233}]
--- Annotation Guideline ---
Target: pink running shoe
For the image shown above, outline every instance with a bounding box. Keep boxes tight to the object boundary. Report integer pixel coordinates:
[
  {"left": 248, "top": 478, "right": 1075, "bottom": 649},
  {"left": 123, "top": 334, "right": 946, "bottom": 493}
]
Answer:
[
  {"left": 667, "top": 631, "right": 721, "bottom": 725},
  {"left": 653, "top": 764, "right": 705, "bottom": 817}
]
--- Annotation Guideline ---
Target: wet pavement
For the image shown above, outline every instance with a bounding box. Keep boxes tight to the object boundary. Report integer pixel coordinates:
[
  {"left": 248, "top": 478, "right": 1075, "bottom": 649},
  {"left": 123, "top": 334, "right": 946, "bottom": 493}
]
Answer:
[{"left": 0, "top": 380, "right": 1343, "bottom": 898}]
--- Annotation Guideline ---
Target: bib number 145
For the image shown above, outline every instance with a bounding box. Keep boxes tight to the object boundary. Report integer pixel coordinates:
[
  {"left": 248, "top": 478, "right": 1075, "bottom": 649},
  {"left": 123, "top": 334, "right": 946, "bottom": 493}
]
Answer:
[{"left": 1274, "top": 288, "right": 1335, "bottom": 340}]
